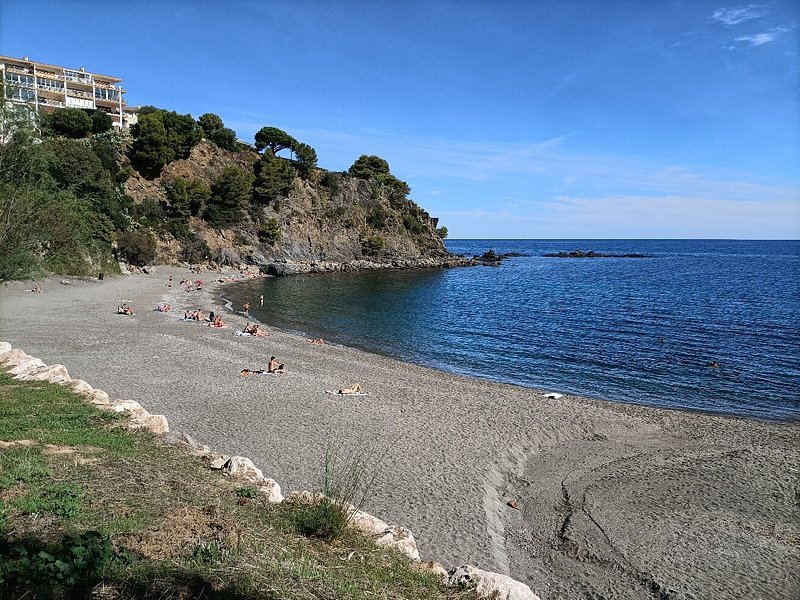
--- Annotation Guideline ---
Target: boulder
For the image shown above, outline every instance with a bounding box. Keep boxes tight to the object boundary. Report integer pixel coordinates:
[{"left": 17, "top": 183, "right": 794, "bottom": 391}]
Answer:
[
  {"left": 447, "top": 565, "right": 540, "bottom": 600},
  {"left": 413, "top": 561, "right": 449, "bottom": 579},
  {"left": 375, "top": 526, "right": 421, "bottom": 562},
  {"left": 258, "top": 479, "right": 284, "bottom": 503},
  {"left": 159, "top": 431, "right": 199, "bottom": 449},
  {"left": 284, "top": 490, "right": 326, "bottom": 505},
  {"left": 63, "top": 379, "right": 93, "bottom": 394},
  {"left": 84, "top": 389, "right": 111, "bottom": 406},
  {"left": 16, "top": 364, "right": 70, "bottom": 384},
  {"left": 222, "top": 456, "right": 264, "bottom": 483},
  {"left": 349, "top": 509, "right": 389, "bottom": 535},
  {"left": 109, "top": 399, "right": 148, "bottom": 415},
  {"left": 206, "top": 454, "right": 230, "bottom": 470},
  {"left": 0, "top": 341, "right": 11, "bottom": 354},
  {"left": 0, "top": 348, "right": 26, "bottom": 365},
  {"left": 127, "top": 414, "right": 169, "bottom": 435},
  {"left": 6, "top": 355, "right": 46, "bottom": 376}
]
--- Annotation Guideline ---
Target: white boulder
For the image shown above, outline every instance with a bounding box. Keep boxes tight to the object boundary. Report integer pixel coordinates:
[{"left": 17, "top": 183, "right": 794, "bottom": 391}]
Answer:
[
  {"left": 16, "top": 364, "right": 71, "bottom": 384},
  {"left": 375, "top": 525, "right": 421, "bottom": 562},
  {"left": 447, "top": 565, "right": 540, "bottom": 600},
  {"left": 127, "top": 414, "right": 169, "bottom": 435}
]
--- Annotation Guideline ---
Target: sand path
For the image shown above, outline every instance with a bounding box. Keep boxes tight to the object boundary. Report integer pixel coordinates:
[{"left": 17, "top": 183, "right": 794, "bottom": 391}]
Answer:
[{"left": 1, "top": 268, "right": 797, "bottom": 600}]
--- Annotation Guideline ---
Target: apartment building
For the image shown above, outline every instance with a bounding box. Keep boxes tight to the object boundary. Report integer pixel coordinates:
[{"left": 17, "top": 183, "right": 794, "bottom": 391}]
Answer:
[{"left": 0, "top": 54, "right": 137, "bottom": 128}]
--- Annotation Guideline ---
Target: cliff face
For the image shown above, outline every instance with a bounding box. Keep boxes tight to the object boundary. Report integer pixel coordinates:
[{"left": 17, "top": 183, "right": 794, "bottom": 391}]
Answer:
[{"left": 125, "top": 141, "right": 463, "bottom": 272}]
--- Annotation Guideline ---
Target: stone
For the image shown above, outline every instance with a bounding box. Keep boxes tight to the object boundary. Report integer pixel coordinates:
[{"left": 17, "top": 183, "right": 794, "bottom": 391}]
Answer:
[
  {"left": 83, "top": 389, "right": 111, "bottom": 406},
  {"left": 207, "top": 455, "right": 229, "bottom": 470},
  {"left": 16, "top": 364, "right": 71, "bottom": 384},
  {"left": 375, "top": 526, "right": 421, "bottom": 562},
  {"left": 222, "top": 456, "right": 264, "bottom": 483},
  {"left": 109, "top": 399, "right": 148, "bottom": 415},
  {"left": 159, "top": 431, "right": 199, "bottom": 449},
  {"left": 63, "top": 379, "right": 93, "bottom": 394},
  {"left": 447, "top": 565, "right": 540, "bottom": 600},
  {"left": 6, "top": 355, "right": 47, "bottom": 376},
  {"left": 349, "top": 508, "right": 389, "bottom": 535},
  {"left": 0, "top": 341, "right": 11, "bottom": 354},
  {"left": 127, "top": 414, "right": 169, "bottom": 435},
  {"left": 258, "top": 479, "right": 284, "bottom": 503},
  {"left": 413, "top": 561, "right": 449, "bottom": 579},
  {"left": 284, "top": 490, "right": 326, "bottom": 505},
  {"left": 0, "top": 348, "right": 27, "bottom": 365}
]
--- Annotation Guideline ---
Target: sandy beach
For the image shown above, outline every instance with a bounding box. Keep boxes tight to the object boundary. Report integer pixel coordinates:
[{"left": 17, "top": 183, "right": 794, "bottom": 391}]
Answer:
[{"left": 1, "top": 268, "right": 798, "bottom": 599}]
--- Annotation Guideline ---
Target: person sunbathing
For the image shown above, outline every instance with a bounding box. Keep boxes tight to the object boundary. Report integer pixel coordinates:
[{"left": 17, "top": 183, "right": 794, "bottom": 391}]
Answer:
[
  {"left": 267, "top": 356, "right": 286, "bottom": 374},
  {"left": 243, "top": 323, "right": 268, "bottom": 337},
  {"left": 338, "top": 383, "right": 363, "bottom": 394},
  {"left": 209, "top": 315, "right": 225, "bottom": 328},
  {"left": 194, "top": 310, "right": 205, "bottom": 321},
  {"left": 155, "top": 303, "right": 172, "bottom": 312},
  {"left": 30, "top": 284, "right": 43, "bottom": 293},
  {"left": 118, "top": 303, "right": 134, "bottom": 315},
  {"left": 308, "top": 338, "right": 325, "bottom": 345}
]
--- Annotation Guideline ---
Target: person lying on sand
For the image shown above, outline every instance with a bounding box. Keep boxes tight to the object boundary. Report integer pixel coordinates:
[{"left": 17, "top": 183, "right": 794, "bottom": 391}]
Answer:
[
  {"left": 209, "top": 315, "right": 226, "bottom": 328},
  {"left": 30, "top": 284, "right": 43, "bottom": 293},
  {"left": 338, "top": 383, "right": 363, "bottom": 394},
  {"left": 308, "top": 338, "right": 325, "bottom": 345},
  {"left": 267, "top": 356, "right": 286, "bottom": 374},
  {"left": 240, "top": 368, "right": 265, "bottom": 376},
  {"left": 155, "top": 303, "right": 172, "bottom": 312},
  {"left": 243, "top": 323, "right": 268, "bottom": 337},
  {"left": 117, "top": 303, "right": 134, "bottom": 315}
]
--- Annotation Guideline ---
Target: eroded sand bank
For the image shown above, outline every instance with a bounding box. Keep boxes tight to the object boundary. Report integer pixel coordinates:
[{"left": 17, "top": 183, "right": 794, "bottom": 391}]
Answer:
[{"left": 1, "top": 268, "right": 797, "bottom": 599}]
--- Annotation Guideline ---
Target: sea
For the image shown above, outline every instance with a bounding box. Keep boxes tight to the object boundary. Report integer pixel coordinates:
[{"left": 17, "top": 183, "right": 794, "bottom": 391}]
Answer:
[{"left": 222, "top": 240, "right": 800, "bottom": 422}]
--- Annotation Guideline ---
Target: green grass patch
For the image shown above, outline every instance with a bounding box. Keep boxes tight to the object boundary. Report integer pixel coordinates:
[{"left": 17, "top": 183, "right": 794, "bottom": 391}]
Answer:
[{"left": 0, "top": 371, "right": 474, "bottom": 599}]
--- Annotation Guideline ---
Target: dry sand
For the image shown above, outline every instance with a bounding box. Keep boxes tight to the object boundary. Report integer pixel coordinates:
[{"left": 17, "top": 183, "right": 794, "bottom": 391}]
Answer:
[{"left": 1, "top": 268, "right": 798, "bottom": 600}]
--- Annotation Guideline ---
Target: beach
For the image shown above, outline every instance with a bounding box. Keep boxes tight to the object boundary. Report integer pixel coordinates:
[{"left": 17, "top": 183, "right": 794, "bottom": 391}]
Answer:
[{"left": 1, "top": 268, "right": 798, "bottom": 600}]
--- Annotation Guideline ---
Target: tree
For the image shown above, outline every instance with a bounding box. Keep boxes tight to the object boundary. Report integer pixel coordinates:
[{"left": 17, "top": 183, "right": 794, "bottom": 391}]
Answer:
[
  {"left": 163, "top": 176, "right": 209, "bottom": 238},
  {"left": 44, "top": 108, "right": 92, "bottom": 138},
  {"left": 348, "top": 155, "right": 390, "bottom": 179},
  {"left": 130, "top": 112, "right": 174, "bottom": 178},
  {"left": 204, "top": 167, "right": 253, "bottom": 227},
  {"left": 436, "top": 225, "right": 449, "bottom": 239},
  {"left": 198, "top": 113, "right": 224, "bottom": 135},
  {"left": 130, "top": 107, "right": 202, "bottom": 178},
  {"left": 252, "top": 153, "right": 295, "bottom": 204},
  {"left": 208, "top": 127, "right": 238, "bottom": 151},
  {"left": 254, "top": 126, "right": 296, "bottom": 156},
  {"left": 90, "top": 110, "right": 113, "bottom": 134},
  {"left": 293, "top": 142, "right": 318, "bottom": 176}
]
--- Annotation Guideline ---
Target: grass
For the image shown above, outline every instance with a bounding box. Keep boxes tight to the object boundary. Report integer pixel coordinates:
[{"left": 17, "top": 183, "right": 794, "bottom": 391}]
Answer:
[{"left": 0, "top": 372, "right": 474, "bottom": 599}]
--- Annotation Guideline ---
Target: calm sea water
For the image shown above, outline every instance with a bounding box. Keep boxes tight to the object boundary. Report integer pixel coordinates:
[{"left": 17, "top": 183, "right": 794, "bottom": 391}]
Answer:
[{"left": 223, "top": 240, "right": 800, "bottom": 421}]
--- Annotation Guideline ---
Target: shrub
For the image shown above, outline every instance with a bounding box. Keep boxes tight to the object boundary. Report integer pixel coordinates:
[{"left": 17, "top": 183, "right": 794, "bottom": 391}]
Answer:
[
  {"left": 43, "top": 108, "right": 92, "bottom": 138},
  {"left": 204, "top": 167, "right": 254, "bottom": 228},
  {"left": 436, "top": 225, "right": 449, "bottom": 239},
  {"left": 258, "top": 218, "right": 281, "bottom": 245},
  {"left": 117, "top": 231, "right": 157, "bottom": 266},
  {"left": 320, "top": 171, "right": 341, "bottom": 196},
  {"left": 292, "top": 440, "right": 388, "bottom": 540},
  {"left": 362, "top": 235, "right": 385, "bottom": 256},
  {"left": 367, "top": 205, "right": 388, "bottom": 229},
  {"left": 180, "top": 233, "right": 211, "bottom": 264},
  {"left": 90, "top": 110, "right": 113, "bottom": 134},
  {"left": 402, "top": 213, "right": 425, "bottom": 235},
  {"left": 253, "top": 154, "right": 295, "bottom": 204}
]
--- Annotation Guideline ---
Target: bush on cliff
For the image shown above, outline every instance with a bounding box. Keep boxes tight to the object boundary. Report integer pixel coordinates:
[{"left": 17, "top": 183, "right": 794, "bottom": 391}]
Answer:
[
  {"left": 204, "top": 167, "right": 254, "bottom": 228},
  {"left": 130, "top": 106, "right": 202, "bottom": 179},
  {"left": 253, "top": 152, "right": 295, "bottom": 204},
  {"left": 117, "top": 231, "right": 157, "bottom": 266},
  {"left": 41, "top": 107, "right": 92, "bottom": 139}
]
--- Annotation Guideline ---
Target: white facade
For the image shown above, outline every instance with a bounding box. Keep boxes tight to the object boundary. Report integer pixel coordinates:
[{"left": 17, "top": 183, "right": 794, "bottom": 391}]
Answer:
[{"left": 1, "top": 55, "right": 130, "bottom": 128}]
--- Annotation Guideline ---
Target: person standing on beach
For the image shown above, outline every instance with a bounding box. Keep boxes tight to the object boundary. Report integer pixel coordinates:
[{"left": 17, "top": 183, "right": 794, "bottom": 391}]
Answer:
[
  {"left": 259, "top": 294, "right": 264, "bottom": 307},
  {"left": 243, "top": 301, "right": 250, "bottom": 316},
  {"left": 168, "top": 275, "right": 173, "bottom": 287}
]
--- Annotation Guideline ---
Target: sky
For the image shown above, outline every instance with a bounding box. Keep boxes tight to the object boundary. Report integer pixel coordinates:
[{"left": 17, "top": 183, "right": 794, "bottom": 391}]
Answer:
[{"left": 1, "top": 0, "right": 798, "bottom": 239}]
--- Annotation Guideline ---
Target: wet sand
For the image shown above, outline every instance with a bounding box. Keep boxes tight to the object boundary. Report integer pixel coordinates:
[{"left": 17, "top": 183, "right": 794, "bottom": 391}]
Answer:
[{"left": 1, "top": 268, "right": 797, "bottom": 599}]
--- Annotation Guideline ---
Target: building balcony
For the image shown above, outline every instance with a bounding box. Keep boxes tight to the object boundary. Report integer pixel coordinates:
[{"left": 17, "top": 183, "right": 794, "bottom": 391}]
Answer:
[{"left": 38, "top": 97, "right": 65, "bottom": 107}]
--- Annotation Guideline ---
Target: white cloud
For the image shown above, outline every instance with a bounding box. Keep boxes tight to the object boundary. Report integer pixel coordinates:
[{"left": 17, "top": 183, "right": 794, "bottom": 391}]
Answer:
[
  {"left": 711, "top": 5, "right": 768, "bottom": 26},
  {"left": 736, "top": 32, "right": 775, "bottom": 45}
]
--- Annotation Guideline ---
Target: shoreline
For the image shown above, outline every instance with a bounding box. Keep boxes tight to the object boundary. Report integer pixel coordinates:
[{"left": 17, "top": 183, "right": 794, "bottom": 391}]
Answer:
[{"left": 1, "top": 268, "right": 798, "bottom": 599}]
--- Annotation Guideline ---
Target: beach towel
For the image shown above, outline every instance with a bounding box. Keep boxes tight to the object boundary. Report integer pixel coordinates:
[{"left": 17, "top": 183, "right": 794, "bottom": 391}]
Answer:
[{"left": 541, "top": 392, "right": 563, "bottom": 399}]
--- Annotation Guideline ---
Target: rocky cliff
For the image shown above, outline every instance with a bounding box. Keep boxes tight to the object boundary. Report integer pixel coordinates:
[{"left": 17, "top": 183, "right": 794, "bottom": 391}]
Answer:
[{"left": 125, "top": 141, "right": 467, "bottom": 274}]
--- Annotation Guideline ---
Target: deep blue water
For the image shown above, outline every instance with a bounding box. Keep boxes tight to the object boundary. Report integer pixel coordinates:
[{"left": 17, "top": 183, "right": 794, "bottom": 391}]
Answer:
[{"left": 224, "top": 240, "right": 800, "bottom": 421}]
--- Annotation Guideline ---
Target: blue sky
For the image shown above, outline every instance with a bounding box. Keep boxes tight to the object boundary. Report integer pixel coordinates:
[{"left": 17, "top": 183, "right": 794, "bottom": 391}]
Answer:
[{"left": 2, "top": 0, "right": 798, "bottom": 238}]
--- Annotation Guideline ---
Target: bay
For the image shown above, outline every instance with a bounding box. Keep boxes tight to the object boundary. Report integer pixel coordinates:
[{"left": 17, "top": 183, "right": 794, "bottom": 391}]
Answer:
[{"left": 222, "top": 240, "right": 800, "bottom": 421}]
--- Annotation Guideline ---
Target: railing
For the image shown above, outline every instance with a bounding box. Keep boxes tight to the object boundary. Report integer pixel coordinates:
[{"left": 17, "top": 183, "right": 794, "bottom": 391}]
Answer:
[{"left": 38, "top": 98, "right": 65, "bottom": 107}]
